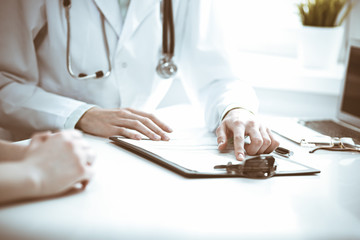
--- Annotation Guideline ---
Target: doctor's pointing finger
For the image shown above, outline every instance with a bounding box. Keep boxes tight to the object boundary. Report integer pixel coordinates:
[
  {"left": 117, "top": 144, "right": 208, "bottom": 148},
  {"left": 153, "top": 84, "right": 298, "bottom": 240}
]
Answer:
[{"left": 217, "top": 109, "right": 280, "bottom": 161}]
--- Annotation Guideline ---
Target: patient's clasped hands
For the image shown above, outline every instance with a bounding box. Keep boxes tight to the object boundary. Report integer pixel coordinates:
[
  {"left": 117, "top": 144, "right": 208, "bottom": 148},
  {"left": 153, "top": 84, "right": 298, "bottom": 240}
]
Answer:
[
  {"left": 0, "top": 130, "right": 95, "bottom": 204},
  {"left": 23, "top": 130, "right": 95, "bottom": 197}
]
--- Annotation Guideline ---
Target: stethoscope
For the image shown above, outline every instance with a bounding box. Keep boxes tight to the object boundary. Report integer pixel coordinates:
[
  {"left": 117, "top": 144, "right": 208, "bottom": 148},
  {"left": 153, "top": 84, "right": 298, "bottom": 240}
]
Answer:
[{"left": 63, "top": 0, "right": 177, "bottom": 80}]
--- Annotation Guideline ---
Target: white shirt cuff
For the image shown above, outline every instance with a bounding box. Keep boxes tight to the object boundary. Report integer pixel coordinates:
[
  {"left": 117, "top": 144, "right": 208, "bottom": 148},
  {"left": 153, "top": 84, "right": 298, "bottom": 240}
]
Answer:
[
  {"left": 64, "top": 104, "right": 97, "bottom": 129},
  {"left": 220, "top": 104, "right": 255, "bottom": 122}
]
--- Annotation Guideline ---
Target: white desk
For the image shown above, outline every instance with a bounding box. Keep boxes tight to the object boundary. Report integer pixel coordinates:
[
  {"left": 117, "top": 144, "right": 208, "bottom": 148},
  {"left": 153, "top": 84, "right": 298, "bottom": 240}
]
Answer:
[{"left": 0, "top": 106, "right": 359, "bottom": 240}]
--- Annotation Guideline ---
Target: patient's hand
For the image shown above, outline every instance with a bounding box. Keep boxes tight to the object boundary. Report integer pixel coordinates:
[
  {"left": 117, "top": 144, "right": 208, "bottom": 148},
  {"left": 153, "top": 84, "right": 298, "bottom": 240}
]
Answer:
[
  {"left": 23, "top": 130, "right": 95, "bottom": 197},
  {"left": 0, "top": 130, "right": 95, "bottom": 204}
]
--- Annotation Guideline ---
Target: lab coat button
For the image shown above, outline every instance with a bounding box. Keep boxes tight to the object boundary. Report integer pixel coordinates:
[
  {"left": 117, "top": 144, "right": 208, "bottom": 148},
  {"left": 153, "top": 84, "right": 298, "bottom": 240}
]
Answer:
[{"left": 121, "top": 62, "right": 127, "bottom": 68}]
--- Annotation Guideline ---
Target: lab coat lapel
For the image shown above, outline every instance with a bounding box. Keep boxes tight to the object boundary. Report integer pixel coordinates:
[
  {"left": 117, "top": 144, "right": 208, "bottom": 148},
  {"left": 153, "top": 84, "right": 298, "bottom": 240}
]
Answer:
[
  {"left": 93, "top": 0, "right": 122, "bottom": 37},
  {"left": 119, "top": 0, "right": 160, "bottom": 47}
]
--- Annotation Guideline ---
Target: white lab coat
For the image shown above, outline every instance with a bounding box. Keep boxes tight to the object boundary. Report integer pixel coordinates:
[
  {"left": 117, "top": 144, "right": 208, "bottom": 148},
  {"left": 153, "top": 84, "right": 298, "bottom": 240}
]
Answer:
[{"left": 0, "top": 0, "right": 258, "bottom": 140}]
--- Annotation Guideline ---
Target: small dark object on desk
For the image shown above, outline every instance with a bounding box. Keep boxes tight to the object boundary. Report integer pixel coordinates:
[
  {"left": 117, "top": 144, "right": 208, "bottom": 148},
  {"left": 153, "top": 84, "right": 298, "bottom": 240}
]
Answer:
[
  {"left": 274, "top": 146, "right": 293, "bottom": 158},
  {"left": 214, "top": 155, "right": 277, "bottom": 179}
]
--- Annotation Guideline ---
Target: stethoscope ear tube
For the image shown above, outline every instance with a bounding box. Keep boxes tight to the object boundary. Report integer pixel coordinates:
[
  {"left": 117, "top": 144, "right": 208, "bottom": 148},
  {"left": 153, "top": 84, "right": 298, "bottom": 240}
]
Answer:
[
  {"left": 63, "top": 0, "right": 71, "bottom": 7},
  {"left": 64, "top": 0, "right": 111, "bottom": 80},
  {"left": 162, "top": 0, "right": 175, "bottom": 56}
]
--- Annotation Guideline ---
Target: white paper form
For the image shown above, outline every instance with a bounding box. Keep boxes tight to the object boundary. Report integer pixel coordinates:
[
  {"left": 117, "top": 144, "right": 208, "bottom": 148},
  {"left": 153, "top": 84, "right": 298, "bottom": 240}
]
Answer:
[{"left": 114, "top": 128, "right": 311, "bottom": 174}]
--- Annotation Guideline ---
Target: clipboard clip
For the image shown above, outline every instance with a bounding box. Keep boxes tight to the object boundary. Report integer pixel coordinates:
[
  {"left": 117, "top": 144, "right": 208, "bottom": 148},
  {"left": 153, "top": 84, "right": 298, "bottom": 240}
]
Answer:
[{"left": 214, "top": 155, "right": 277, "bottom": 179}]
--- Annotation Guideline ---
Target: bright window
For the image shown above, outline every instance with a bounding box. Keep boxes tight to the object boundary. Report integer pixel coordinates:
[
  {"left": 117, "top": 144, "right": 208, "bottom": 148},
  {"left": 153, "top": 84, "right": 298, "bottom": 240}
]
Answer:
[
  {"left": 212, "top": 0, "right": 360, "bottom": 95},
  {"left": 215, "top": 0, "right": 302, "bottom": 57}
]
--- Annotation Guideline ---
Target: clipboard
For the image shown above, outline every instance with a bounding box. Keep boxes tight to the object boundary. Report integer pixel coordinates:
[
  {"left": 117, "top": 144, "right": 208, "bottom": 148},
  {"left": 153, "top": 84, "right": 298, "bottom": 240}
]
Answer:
[{"left": 109, "top": 136, "right": 320, "bottom": 178}]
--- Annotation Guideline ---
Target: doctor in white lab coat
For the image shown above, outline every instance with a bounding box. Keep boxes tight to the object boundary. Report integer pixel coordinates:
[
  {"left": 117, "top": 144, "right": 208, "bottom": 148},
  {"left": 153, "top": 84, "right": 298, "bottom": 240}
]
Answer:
[{"left": 0, "top": 0, "right": 279, "bottom": 161}]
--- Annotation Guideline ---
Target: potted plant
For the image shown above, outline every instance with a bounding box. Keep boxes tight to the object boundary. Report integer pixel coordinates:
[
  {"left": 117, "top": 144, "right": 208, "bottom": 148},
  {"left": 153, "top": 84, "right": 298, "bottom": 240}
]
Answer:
[{"left": 297, "top": 0, "right": 353, "bottom": 69}]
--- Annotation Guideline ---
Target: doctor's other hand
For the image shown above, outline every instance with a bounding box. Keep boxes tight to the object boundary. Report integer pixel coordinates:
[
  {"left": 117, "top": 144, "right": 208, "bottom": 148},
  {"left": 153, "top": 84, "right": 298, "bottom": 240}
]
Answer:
[
  {"left": 23, "top": 130, "right": 95, "bottom": 198},
  {"left": 76, "top": 107, "right": 173, "bottom": 140},
  {"left": 216, "top": 108, "right": 280, "bottom": 161}
]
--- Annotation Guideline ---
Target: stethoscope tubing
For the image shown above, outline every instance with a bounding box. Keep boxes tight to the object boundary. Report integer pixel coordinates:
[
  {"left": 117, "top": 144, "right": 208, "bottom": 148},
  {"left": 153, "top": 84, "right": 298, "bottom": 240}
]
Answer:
[
  {"left": 64, "top": 0, "right": 176, "bottom": 80},
  {"left": 162, "top": 0, "right": 175, "bottom": 57},
  {"left": 64, "top": 0, "right": 112, "bottom": 80}
]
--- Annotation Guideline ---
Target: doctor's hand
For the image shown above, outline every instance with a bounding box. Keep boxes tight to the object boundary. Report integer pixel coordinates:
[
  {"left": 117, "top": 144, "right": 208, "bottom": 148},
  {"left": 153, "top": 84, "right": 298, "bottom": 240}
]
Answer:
[
  {"left": 76, "top": 107, "right": 173, "bottom": 140},
  {"left": 216, "top": 108, "right": 280, "bottom": 161}
]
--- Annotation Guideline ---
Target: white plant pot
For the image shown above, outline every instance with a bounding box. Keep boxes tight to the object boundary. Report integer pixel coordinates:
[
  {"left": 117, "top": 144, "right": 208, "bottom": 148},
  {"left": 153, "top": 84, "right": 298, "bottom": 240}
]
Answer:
[{"left": 298, "top": 25, "right": 344, "bottom": 69}]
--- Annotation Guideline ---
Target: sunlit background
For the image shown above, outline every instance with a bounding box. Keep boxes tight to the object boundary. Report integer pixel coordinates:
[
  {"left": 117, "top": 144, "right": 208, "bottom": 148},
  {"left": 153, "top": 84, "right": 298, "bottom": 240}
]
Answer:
[{"left": 160, "top": 0, "right": 360, "bottom": 119}]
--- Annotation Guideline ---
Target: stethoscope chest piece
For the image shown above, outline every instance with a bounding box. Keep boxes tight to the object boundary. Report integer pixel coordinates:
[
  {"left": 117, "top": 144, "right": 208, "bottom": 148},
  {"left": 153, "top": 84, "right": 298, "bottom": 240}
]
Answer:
[{"left": 156, "top": 56, "right": 178, "bottom": 79}]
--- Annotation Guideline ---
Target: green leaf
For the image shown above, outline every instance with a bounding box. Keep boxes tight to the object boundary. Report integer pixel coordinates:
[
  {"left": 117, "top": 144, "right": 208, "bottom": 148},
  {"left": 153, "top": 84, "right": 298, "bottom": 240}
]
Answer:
[{"left": 297, "top": 0, "right": 352, "bottom": 27}]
